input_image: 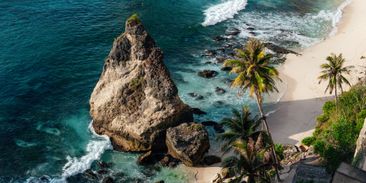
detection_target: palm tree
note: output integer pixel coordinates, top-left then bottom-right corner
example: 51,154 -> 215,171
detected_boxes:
219,106 -> 263,153
222,135 -> 272,183
224,38 -> 281,179
318,53 -> 353,104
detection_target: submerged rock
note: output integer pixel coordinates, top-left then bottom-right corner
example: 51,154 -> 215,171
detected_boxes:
215,87 -> 226,95
90,15 -> 193,152
202,121 -> 225,133
190,108 -> 207,115
198,70 -> 218,78
166,123 -> 210,166
225,28 -> 240,36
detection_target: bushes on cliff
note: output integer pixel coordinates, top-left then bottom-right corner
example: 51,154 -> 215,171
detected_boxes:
311,84 -> 366,171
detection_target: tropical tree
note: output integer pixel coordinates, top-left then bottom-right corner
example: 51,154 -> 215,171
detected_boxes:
219,106 -> 263,153
318,53 -> 353,104
222,135 -> 272,183
224,38 -> 281,179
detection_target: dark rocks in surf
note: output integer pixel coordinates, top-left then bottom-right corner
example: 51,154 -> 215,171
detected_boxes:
202,49 -> 217,57
221,66 -> 232,72
264,42 -> 300,56
215,87 -> 226,95
225,28 -> 241,36
202,121 -> 225,133
198,70 -> 218,78
191,108 -> 207,115
202,155 -> 222,165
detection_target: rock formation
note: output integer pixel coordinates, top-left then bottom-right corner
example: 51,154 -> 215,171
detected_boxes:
90,15 -> 193,152
166,123 -> 209,166
354,118 -> 366,171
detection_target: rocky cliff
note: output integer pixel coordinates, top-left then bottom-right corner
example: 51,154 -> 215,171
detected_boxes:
90,15 -> 193,152
354,118 -> 366,170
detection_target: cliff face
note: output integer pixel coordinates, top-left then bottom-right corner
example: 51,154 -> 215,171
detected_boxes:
90,16 -> 193,152
354,118 -> 366,170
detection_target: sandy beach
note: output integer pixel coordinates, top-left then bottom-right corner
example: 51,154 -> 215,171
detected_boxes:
187,0 -> 366,182
269,0 -> 366,145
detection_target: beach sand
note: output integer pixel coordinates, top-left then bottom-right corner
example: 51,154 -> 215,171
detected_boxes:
186,0 -> 366,182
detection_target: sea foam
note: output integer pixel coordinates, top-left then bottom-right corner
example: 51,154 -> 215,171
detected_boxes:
312,0 -> 352,36
60,121 -> 112,178
202,0 -> 248,26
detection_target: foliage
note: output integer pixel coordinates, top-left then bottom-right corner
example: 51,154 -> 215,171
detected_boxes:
274,144 -> 284,160
311,84 -> 366,171
219,106 -> 273,182
224,38 -> 282,179
129,77 -> 144,90
318,53 -> 353,102
219,106 -> 263,153
301,136 -> 316,146
224,38 -> 280,99
222,135 -> 272,183
127,13 -> 141,24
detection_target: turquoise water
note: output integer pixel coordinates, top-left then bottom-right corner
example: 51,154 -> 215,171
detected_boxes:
0,0 -> 349,182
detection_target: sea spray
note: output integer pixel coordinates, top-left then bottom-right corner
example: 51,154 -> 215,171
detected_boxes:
202,0 -> 248,26
61,121 -> 112,178
312,0 -> 352,36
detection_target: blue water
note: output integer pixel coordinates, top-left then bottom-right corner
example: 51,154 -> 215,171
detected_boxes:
0,0 -> 349,182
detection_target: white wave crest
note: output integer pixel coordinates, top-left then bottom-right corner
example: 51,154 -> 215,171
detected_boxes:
312,0 -> 352,36
202,0 -> 248,26
61,121 -> 112,178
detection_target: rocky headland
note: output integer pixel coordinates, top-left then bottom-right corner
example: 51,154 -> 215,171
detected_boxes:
90,15 -> 210,168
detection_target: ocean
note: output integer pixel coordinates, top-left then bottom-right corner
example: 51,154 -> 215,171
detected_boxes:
0,0 -> 350,182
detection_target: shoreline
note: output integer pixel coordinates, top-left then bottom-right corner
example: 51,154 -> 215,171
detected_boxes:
187,0 -> 366,182
268,0 -> 366,145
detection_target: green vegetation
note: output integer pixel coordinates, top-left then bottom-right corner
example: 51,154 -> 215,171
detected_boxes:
219,106 -> 262,153
311,84 -> 366,171
129,77 -> 144,90
222,136 -> 272,183
318,53 -> 353,104
274,144 -> 285,160
224,38 -> 282,179
301,136 -> 316,146
127,13 -> 141,25
219,106 -> 273,183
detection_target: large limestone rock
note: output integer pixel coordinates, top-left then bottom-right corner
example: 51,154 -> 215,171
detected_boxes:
90,15 -> 193,152
166,123 -> 210,166
354,118 -> 366,171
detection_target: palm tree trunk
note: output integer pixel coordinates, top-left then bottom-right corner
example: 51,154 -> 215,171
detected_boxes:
255,93 -> 281,181
247,174 -> 255,183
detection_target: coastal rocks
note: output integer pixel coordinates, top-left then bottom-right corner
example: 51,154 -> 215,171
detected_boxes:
225,28 -> 241,36
166,123 -> 210,166
202,121 -> 225,133
202,155 -> 221,165
220,66 -> 232,71
215,87 -> 226,95
198,70 -> 218,78
190,108 -> 207,115
203,49 -> 217,57
353,118 -> 366,171
90,15 -> 193,152
264,42 -> 300,56
159,154 -> 180,167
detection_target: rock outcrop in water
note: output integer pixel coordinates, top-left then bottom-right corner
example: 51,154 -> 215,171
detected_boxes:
90,15 -> 193,152
166,123 -> 210,166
